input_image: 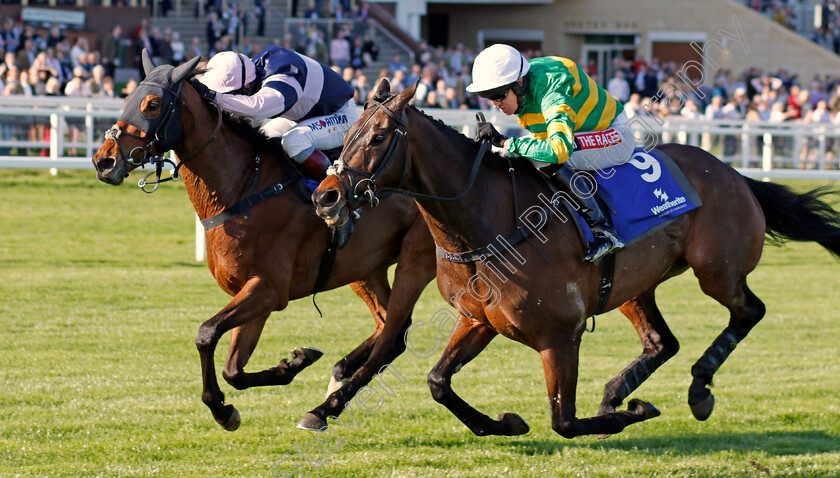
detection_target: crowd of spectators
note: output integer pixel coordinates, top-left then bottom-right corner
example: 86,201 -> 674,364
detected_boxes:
3,0 -> 840,160
603,56 -> 840,162
744,0 -> 802,31
805,1 -> 840,56
744,0 -> 840,60
0,19 -> 117,99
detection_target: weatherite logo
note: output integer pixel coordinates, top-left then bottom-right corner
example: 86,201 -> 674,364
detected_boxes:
650,188 -> 687,216
307,114 -> 348,131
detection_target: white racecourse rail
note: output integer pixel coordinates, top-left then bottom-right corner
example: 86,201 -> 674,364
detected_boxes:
4,97 -> 840,260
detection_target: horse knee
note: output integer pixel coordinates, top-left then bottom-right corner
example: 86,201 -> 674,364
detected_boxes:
222,368 -> 247,390
551,418 -> 582,439
661,335 -> 680,362
389,336 -> 407,360
332,359 -> 349,381
427,371 -> 450,403
195,323 -> 218,352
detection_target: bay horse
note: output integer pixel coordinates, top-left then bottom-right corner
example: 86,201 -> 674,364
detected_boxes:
313,79 -> 840,438
91,54 -> 436,431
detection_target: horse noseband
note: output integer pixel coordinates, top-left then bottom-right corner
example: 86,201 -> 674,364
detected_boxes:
329,99 -> 408,209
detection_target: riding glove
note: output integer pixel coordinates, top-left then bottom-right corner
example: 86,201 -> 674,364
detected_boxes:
475,114 -> 508,148
190,79 -> 218,102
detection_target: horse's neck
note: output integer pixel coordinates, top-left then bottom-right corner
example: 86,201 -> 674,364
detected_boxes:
404,115 -> 518,253
174,104 -> 284,220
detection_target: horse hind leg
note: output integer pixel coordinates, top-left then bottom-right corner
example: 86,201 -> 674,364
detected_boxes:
688,279 -> 766,421
541,331 -> 660,439
598,289 -> 679,421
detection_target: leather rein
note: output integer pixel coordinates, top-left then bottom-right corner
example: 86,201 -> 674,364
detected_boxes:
327,98 -> 489,208
326,99 -> 546,267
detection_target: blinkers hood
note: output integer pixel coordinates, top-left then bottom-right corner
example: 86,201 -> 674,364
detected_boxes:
120,50 -> 200,154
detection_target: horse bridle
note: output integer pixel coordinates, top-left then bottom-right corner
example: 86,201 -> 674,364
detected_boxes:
327,98 -> 489,208
104,76 -> 223,193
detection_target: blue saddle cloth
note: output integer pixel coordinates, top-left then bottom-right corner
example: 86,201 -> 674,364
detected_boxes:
572,148 -> 702,247
302,178 -> 320,194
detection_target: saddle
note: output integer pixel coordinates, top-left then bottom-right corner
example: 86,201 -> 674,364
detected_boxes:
535,163 -> 615,230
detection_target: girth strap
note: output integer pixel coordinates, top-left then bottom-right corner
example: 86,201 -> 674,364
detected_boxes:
201,177 -> 300,229
310,228 -> 340,318
592,252 -> 615,316
434,226 -> 534,263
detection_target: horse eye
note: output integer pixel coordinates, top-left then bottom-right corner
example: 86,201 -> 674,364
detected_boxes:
149,101 -> 161,109
371,134 -> 385,145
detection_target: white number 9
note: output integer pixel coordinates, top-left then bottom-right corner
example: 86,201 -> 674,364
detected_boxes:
628,152 -> 661,183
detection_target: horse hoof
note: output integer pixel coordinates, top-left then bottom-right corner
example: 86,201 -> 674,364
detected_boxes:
497,412 -> 530,436
690,393 -> 715,421
294,347 -> 324,366
215,407 -> 241,431
297,412 -> 327,431
628,398 -> 661,420
326,376 -> 346,398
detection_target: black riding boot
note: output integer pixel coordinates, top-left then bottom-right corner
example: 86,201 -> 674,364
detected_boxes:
551,164 -> 624,262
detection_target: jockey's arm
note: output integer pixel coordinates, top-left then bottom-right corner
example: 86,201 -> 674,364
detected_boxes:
217,81 -> 288,120
506,87 -> 576,164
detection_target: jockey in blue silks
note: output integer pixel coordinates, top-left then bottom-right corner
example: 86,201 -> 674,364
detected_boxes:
195,46 -> 358,180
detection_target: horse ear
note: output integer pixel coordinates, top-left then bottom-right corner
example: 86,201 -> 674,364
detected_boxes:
171,56 -> 201,84
373,77 -> 391,102
141,49 -> 156,76
392,78 -> 419,112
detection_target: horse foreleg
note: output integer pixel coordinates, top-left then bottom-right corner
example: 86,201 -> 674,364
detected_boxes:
324,275 -> 390,398
428,316 -> 528,436
688,281 -> 765,421
298,230 -> 434,430
195,276 -> 282,431
599,289 -> 678,417
541,331 -> 659,439
222,318 -> 324,390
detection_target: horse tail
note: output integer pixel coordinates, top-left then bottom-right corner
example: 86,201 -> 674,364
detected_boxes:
745,176 -> 840,258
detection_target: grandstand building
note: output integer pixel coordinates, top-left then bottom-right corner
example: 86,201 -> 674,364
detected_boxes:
378,0 -> 840,86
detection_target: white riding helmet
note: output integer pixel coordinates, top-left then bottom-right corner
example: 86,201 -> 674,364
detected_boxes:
466,44 -> 530,94
199,51 -> 256,93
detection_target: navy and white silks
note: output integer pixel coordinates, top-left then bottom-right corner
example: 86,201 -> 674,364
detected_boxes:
215,46 -> 359,162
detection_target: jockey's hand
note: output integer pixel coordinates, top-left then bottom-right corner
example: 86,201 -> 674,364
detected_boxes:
189,79 -> 218,102
475,112 -> 508,148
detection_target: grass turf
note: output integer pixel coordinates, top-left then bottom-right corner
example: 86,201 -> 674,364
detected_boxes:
0,169 -> 838,477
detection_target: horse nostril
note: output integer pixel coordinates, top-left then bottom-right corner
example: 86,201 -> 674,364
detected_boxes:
319,189 -> 341,208
96,157 -> 115,172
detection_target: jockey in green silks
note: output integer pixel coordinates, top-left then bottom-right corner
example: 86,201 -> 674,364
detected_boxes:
468,44 -> 635,262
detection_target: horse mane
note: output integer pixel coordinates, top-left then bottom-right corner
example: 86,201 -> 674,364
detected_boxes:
370,92 -> 504,160
405,104 -> 508,164
220,111 -> 273,146
410,105 -> 471,142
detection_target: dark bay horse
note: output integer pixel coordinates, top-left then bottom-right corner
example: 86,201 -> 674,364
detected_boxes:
313,79 -> 840,438
91,55 -> 436,431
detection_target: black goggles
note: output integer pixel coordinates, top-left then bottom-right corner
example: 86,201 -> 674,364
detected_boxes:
478,84 -> 512,102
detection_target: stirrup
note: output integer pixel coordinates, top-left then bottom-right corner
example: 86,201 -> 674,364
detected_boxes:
583,229 -> 624,263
